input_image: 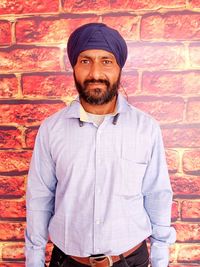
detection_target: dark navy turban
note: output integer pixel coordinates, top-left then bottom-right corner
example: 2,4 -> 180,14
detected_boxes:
67,23 -> 128,69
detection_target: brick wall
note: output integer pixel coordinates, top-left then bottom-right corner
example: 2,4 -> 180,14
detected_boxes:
0,0 -> 200,266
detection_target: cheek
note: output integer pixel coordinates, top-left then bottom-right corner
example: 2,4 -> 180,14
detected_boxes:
109,66 -> 120,80
74,68 -> 89,83
110,72 -> 120,84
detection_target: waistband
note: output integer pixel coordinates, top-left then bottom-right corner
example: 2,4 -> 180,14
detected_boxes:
70,241 -> 144,267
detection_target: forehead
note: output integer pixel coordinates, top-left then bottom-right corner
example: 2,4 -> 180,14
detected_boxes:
78,49 -> 116,59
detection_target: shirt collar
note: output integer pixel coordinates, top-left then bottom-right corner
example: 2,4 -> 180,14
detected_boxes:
64,93 -> 130,119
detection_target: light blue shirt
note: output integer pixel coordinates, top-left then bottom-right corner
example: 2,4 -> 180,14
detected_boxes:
25,94 -> 176,267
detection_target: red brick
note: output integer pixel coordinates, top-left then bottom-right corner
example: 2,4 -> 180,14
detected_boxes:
63,0 -> 185,12
177,244 -> 200,262
126,43 -> 185,70
183,150 -> 200,174
187,99 -> 200,123
0,151 -> 31,173
173,222 -> 200,242
0,264 -> 24,267
181,200 -> 200,221
22,73 -> 76,97
130,97 -> 184,123
110,0 -> 185,10
166,149 -> 179,173
16,17 -> 98,44
169,244 -> 176,263
0,222 -> 25,241
142,71 -> 200,95
24,127 -> 38,149
162,127 -> 200,148
0,75 -> 18,98
141,12 -> 200,41
189,0 -> 200,8
0,0 -> 59,14
2,243 -> 25,260
16,18 -> 68,44
171,175 -> 200,196
0,175 -> 25,197
102,16 -> 139,40
0,127 -> 22,149
0,46 -> 61,72
0,102 -> 65,125
172,201 -> 179,221
0,21 -> 11,45
0,199 -> 26,219
63,0 -> 109,12
189,44 -> 200,67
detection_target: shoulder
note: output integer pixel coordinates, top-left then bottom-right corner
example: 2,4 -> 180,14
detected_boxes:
126,103 -> 160,130
39,106 -> 68,132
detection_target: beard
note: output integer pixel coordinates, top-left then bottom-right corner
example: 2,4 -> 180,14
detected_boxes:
73,72 -> 121,105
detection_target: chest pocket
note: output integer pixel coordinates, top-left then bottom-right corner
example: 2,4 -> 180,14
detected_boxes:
116,159 -> 147,197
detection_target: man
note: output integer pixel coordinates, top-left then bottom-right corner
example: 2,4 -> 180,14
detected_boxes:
25,23 -> 176,267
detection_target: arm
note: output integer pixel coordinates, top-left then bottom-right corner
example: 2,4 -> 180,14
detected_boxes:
142,123 -> 176,267
25,122 -> 57,267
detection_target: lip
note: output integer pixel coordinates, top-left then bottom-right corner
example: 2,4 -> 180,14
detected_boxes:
87,83 -> 106,89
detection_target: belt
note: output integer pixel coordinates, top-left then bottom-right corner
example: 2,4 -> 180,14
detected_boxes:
70,242 -> 143,267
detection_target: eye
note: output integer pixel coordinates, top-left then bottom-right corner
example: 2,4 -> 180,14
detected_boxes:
80,59 -> 90,64
103,59 -> 112,65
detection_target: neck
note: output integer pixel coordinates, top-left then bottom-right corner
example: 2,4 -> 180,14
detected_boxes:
80,96 -> 117,115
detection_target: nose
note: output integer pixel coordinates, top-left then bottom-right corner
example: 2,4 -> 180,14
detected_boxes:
88,62 -> 102,80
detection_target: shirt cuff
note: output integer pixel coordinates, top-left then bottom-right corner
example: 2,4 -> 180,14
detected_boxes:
150,242 -> 169,267
25,246 -> 46,267
150,226 -> 176,267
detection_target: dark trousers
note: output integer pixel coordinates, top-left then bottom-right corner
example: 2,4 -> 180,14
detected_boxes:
49,241 -> 149,267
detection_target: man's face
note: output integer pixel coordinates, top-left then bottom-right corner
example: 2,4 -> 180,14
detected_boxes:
73,49 -> 121,105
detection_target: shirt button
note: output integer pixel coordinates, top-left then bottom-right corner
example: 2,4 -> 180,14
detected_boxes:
96,220 -> 100,225
96,248 -> 100,253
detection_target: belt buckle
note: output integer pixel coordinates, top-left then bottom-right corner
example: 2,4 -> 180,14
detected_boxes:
89,255 -> 113,267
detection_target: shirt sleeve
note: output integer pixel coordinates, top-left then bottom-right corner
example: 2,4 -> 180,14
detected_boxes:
142,122 -> 176,267
25,121 -> 57,267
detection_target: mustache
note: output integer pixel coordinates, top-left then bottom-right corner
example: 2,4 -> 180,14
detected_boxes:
84,79 -> 110,87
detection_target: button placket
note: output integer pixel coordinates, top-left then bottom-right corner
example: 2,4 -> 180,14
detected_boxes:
93,127 -> 104,253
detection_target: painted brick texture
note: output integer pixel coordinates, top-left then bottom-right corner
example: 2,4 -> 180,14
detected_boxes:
0,0 -> 199,266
